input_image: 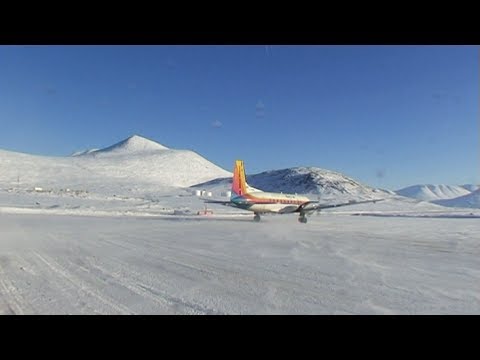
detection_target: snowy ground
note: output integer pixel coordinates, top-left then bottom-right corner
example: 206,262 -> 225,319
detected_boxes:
2,135 -> 478,314
1,208 -> 479,314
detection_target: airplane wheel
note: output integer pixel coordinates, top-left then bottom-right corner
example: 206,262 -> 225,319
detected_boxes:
298,216 -> 307,224
254,214 -> 261,222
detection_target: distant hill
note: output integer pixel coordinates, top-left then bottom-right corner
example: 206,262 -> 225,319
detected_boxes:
395,184 -> 471,201
433,189 -> 480,208
460,184 -> 480,192
0,135 -> 231,191
193,166 -> 389,201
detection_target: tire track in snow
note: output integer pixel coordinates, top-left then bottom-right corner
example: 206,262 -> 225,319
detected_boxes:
26,252 -> 105,314
0,256 -> 38,315
0,273 -> 24,315
70,258 -> 173,314
34,252 -> 134,315
81,256 -> 222,315
92,244 -> 327,314
79,230 -> 333,313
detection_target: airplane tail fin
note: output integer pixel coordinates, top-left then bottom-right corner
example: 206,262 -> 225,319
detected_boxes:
231,160 -> 249,198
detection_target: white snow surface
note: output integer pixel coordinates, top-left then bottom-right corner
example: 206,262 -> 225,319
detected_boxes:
1,184 -> 480,314
395,184 -> 472,201
434,189 -> 480,209
1,138 -> 480,314
71,149 -> 99,157
1,209 -> 479,314
0,135 -> 231,190
461,184 -> 480,192
87,134 -> 170,155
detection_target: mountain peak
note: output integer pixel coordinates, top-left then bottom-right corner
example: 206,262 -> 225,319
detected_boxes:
193,165 -> 386,201
121,134 -> 169,150
93,135 -> 169,155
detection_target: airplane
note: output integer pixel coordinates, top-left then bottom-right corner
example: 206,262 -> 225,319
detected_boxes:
204,160 -> 383,223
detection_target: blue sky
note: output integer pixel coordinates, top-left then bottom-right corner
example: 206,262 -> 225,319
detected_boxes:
0,45 -> 478,189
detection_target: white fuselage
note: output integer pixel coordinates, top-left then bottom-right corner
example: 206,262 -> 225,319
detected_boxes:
241,191 -> 311,214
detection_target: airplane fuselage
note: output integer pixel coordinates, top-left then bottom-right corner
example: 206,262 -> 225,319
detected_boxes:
204,160 -> 382,223
231,191 -> 310,214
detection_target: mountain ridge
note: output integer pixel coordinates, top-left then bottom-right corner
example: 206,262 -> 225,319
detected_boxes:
433,189 -> 480,208
71,135 -> 169,157
193,166 -> 389,201
0,135 -> 230,190
395,184 -> 471,201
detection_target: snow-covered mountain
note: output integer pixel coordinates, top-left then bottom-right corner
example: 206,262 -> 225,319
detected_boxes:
0,135 -> 231,192
193,167 -> 389,201
71,149 -> 99,156
460,184 -> 479,192
83,134 -> 169,156
395,184 -> 471,201
433,189 -> 480,208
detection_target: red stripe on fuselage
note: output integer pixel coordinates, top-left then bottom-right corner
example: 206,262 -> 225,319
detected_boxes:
242,193 -> 306,205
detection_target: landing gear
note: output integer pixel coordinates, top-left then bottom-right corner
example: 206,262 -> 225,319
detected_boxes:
298,214 -> 308,223
253,213 -> 261,222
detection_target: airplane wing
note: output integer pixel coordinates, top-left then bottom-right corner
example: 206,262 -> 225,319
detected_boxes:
300,198 -> 384,212
278,205 -> 302,214
204,199 -> 237,207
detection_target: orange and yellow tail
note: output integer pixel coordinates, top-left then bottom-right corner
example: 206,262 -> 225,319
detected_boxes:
231,160 -> 248,197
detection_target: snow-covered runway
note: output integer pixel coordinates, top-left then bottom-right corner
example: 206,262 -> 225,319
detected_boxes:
1,213 -> 478,314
